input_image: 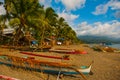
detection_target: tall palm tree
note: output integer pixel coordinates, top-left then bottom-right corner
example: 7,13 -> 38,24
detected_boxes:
2,0 -> 78,47
41,7 -> 58,38
55,17 -> 78,43
4,0 -> 41,45
45,7 -> 58,26
34,7 -> 58,50
55,17 -> 66,38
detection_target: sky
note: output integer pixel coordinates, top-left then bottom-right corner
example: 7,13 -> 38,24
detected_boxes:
0,0 -> 120,38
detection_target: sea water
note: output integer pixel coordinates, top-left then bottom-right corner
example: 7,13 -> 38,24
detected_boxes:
89,43 -> 120,49
109,44 -> 120,49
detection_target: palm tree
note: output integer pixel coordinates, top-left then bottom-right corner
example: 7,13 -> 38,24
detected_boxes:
55,17 -> 78,44
55,17 -> 66,38
2,0 -> 78,47
4,0 -> 41,45
33,7 -> 58,50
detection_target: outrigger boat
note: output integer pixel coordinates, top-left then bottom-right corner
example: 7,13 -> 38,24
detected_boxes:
0,54 -> 93,80
39,63 -> 93,75
0,75 -> 20,80
49,48 -> 87,54
20,51 -> 70,60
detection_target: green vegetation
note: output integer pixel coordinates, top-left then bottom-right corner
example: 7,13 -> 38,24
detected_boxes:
0,0 -> 79,46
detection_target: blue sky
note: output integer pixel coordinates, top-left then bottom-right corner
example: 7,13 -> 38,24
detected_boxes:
0,0 -> 120,38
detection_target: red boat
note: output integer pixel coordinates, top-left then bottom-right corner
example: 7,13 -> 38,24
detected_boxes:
20,52 -> 70,60
0,75 -> 19,80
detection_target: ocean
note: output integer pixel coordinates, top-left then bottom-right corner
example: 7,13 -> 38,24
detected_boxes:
109,44 -> 120,49
89,43 -> 120,49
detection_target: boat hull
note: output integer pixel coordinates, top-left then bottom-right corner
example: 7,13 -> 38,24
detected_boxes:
20,52 -> 69,60
49,49 -> 87,54
0,55 -> 92,75
0,61 -> 91,75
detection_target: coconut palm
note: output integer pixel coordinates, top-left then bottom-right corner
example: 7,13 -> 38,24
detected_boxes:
55,17 -> 78,44
4,0 -> 42,45
2,0 -> 79,47
33,7 -> 58,50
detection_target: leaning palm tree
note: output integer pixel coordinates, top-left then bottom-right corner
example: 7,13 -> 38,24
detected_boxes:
4,0 -> 42,45
2,0 -> 78,48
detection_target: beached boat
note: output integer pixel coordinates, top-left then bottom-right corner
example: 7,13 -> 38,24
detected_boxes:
0,54 -> 93,80
0,60 -> 92,75
0,54 -> 71,67
0,75 -> 19,80
20,51 -> 70,60
49,48 -> 87,54
40,62 -> 93,75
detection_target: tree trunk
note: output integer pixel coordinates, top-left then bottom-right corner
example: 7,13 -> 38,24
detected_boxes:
40,26 -> 45,51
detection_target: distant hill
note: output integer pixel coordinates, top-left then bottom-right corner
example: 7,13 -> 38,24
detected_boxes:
78,35 -> 120,43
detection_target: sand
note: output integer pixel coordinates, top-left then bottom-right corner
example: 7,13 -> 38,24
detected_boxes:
0,44 -> 120,80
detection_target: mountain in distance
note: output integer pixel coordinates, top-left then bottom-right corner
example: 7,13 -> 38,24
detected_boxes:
78,35 -> 120,43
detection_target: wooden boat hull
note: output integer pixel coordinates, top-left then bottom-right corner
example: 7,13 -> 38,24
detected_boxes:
0,54 -> 71,67
20,52 -> 69,60
0,61 -> 91,75
0,55 -> 92,75
49,49 -> 87,54
0,75 -> 19,80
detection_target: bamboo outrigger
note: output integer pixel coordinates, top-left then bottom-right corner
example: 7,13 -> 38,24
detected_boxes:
0,54 -> 93,80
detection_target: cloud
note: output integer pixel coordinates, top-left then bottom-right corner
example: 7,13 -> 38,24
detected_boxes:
114,10 -> 120,18
109,0 -> 120,10
39,0 -> 52,8
58,11 -> 79,24
92,4 -> 108,15
76,20 -> 120,38
55,0 -> 60,3
0,5 -> 5,15
92,0 -> 120,15
0,0 -> 4,2
61,0 -> 86,11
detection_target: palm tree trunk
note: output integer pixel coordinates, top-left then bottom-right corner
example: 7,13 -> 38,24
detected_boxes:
40,26 -> 45,51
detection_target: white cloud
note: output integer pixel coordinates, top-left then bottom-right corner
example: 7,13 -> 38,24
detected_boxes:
58,11 -> 79,24
39,0 -> 52,8
0,5 -> 6,15
114,10 -> 120,18
61,0 -> 86,11
76,20 -> 120,38
109,0 -> 120,10
92,0 -> 120,15
92,4 -> 108,15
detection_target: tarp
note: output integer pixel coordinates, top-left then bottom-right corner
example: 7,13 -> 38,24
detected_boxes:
2,28 -> 14,35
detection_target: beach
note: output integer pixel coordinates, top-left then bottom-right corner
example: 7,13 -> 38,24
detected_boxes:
0,44 -> 120,80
